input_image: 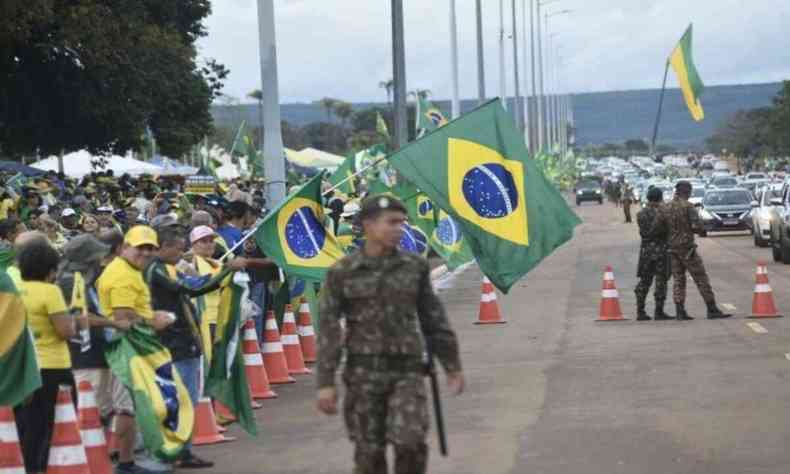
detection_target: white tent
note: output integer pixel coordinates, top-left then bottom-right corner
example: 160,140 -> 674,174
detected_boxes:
31,150 -> 163,178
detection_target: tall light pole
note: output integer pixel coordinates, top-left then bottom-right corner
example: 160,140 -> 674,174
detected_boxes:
544,8 -> 570,153
450,0 -> 461,119
499,0 -> 507,110
256,0 -> 286,206
529,0 -> 538,153
391,0 -> 408,149
521,0 -> 531,151
475,0 -> 486,104
511,0 -> 522,131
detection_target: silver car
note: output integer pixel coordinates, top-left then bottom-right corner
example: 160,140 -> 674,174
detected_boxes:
752,184 -> 783,247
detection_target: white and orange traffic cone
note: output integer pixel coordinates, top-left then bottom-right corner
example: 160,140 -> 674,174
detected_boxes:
750,261 -> 782,318
0,406 -> 25,474
76,381 -> 112,474
242,319 -> 278,400
213,400 -> 237,426
597,265 -> 627,321
297,297 -> 317,364
281,305 -> 312,375
475,276 -> 506,324
192,398 -> 235,446
47,385 -> 90,474
261,311 -> 296,384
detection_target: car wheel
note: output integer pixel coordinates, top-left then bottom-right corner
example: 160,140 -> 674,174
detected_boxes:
754,232 -> 764,247
781,237 -> 790,264
773,242 -> 782,262
598,199 -> 603,205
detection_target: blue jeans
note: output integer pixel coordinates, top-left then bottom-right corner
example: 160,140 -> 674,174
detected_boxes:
174,357 -> 201,452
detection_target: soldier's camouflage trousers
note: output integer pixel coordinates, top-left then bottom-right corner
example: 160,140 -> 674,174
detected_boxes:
634,262 -> 669,310
343,366 -> 429,474
670,250 -> 715,305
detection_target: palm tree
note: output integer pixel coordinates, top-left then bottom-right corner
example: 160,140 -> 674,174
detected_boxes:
378,79 -> 394,106
247,89 -> 264,148
333,101 -> 354,129
409,88 -> 431,100
318,97 -> 338,122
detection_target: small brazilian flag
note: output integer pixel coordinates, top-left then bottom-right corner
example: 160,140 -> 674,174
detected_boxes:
416,96 -> 448,137
105,326 -> 194,461
389,99 -> 580,293
669,24 -> 705,121
0,267 -> 41,407
254,173 -> 345,282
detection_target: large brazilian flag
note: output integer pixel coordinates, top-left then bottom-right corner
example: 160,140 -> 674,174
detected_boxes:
254,173 -> 345,282
105,326 -> 194,461
205,273 -> 256,436
669,24 -> 705,121
0,266 -> 41,407
388,99 -> 580,293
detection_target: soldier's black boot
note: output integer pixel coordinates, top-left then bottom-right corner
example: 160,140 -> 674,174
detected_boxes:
676,303 -> 694,321
636,300 -> 651,321
706,301 -> 733,319
654,302 -> 674,321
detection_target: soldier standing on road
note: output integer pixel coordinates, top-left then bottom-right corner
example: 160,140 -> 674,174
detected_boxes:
634,187 -> 673,321
316,195 -> 465,474
665,181 -> 732,320
621,180 -> 634,223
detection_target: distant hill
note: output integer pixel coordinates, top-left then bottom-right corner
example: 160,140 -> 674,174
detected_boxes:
211,82 -> 782,150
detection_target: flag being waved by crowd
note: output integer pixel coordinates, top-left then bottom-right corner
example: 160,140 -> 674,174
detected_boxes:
388,98 -> 580,293
669,24 -> 705,121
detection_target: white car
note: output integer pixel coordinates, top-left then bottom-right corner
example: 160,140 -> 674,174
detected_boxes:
689,186 -> 706,207
752,184 -> 784,247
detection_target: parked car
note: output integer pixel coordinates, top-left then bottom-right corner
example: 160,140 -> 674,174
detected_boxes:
698,189 -> 756,237
575,180 -> 603,205
752,184 -> 783,247
768,182 -> 790,262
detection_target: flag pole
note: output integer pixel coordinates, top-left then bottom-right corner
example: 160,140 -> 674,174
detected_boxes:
650,61 -> 670,157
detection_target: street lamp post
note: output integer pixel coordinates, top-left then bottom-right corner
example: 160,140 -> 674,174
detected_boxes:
450,0 -> 460,119
391,0 -> 408,149
543,8 -> 570,154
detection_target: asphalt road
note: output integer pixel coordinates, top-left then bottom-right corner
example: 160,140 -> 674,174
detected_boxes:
195,200 -> 790,474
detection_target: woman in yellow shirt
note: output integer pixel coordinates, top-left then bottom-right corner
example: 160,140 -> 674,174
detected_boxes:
13,238 -> 77,474
189,225 -> 226,364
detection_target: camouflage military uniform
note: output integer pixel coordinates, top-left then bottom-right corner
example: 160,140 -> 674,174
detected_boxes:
664,198 -> 716,304
634,203 -> 670,312
317,249 -> 461,474
621,183 -> 633,223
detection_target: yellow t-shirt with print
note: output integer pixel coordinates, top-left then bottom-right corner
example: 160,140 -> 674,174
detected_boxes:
0,198 -> 15,219
19,280 -> 71,369
97,256 -> 153,320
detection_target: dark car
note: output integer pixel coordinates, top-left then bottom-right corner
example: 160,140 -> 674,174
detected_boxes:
698,189 -> 756,236
575,180 -> 603,205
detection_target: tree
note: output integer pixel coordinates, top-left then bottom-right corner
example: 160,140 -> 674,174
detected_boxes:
706,107 -> 773,158
624,139 -> 649,152
318,97 -> 338,122
0,0 -> 225,159
378,79 -> 394,106
303,122 -> 349,154
768,81 -> 790,154
333,101 -> 354,129
409,89 -> 431,100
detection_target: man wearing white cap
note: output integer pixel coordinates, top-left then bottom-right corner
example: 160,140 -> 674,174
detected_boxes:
60,208 -> 81,237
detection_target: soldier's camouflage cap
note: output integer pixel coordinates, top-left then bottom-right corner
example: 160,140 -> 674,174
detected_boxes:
358,194 -> 408,221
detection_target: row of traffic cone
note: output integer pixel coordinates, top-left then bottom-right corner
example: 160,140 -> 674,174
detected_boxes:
596,262 -> 782,321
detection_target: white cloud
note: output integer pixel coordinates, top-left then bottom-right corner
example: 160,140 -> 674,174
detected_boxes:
198,0 -> 790,103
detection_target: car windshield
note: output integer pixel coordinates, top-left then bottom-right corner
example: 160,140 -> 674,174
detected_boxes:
578,181 -> 599,189
692,188 -> 705,198
704,190 -> 752,206
748,174 -> 767,180
713,178 -> 738,186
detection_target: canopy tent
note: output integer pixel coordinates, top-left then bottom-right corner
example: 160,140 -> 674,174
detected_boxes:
0,160 -> 45,177
285,147 -> 345,170
150,156 -> 199,176
30,150 -> 163,178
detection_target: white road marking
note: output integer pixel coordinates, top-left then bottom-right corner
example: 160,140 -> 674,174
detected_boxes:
722,303 -> 737,312
746,322 -> 768,334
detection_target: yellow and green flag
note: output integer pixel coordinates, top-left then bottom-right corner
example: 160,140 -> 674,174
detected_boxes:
254,173 -> 345,282
416,96 -> 449,137
388,99 -> 580,293
669,24 -> 705,121
105,326 -> 194,461
0,266 -> 41,407
328,156 -> 356,195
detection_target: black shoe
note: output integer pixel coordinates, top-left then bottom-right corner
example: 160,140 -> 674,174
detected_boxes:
706,303 -> 732,319
676,304 -> 694,321
636,312 -> 651,321
654,308 -> 674,321
178,452 -> 214,469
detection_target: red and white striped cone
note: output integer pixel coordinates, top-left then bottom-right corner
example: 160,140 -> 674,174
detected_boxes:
474,276 -> 506,324
192,398 -> 235,446
261,311 -> 295,384
281,305 -> 311,375
297,297 -> 317,364
750,261 -> 782,318
596,265 -> 627,321
76,381 -> 112,474
47,385 -> 90,474
242,319 -> 278,399
0,406 -> 25,474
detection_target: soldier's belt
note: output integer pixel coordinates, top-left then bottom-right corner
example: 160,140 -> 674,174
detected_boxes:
346,354 -> 425,373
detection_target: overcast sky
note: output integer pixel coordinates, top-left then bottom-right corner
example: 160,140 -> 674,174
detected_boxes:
198,0 -> 790,104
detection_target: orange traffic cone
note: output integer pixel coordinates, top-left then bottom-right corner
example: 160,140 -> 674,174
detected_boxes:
281,305 -> 312,375
475,276 -> 506,324
0,406 -> 25,474
750,261 -> 782,318
47,385 -> 90,474
213,400 -> 237,426
297,297 -> 317,364
597,265 -> 627,321
192,398 -> 235,446
242,319 -> 278,399
262,311 -> 296,384
76,381 -> 111,474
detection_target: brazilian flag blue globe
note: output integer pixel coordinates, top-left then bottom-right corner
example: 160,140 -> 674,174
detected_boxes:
388,99 -> 580,293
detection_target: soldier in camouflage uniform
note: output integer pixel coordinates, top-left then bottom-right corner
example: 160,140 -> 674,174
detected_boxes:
665,181 -> 732,320
316,195 -> 464,474
621,180 -> 634,223
634,187 -> 673,321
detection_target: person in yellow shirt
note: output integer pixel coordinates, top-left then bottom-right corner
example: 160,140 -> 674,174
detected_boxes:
189,225 -> 227,363
96,225 -> 174,474
13,238 -> 77,474
0,188 -> 15,220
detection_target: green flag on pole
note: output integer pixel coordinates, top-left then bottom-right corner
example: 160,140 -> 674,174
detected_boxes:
327,156 -> 356,196
388,99 -> 580,293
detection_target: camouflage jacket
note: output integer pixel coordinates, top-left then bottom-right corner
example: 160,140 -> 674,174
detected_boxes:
316,249 -> 461,389
665,198 -> 702,252
637,203 -> 669,259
